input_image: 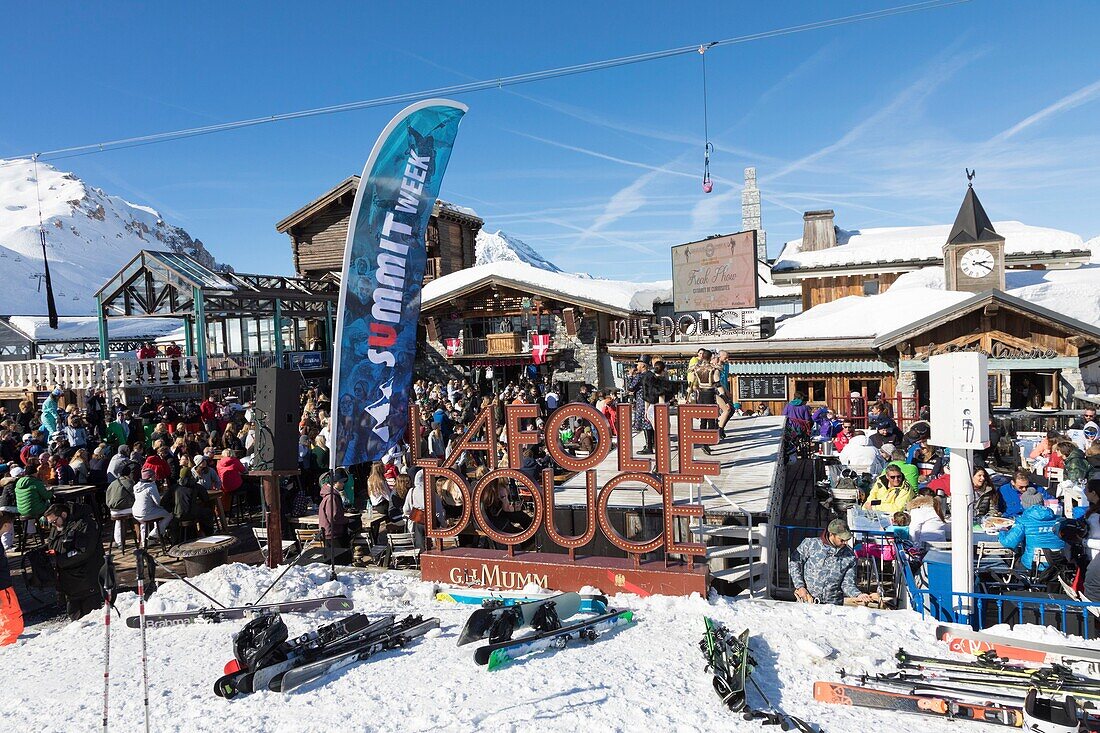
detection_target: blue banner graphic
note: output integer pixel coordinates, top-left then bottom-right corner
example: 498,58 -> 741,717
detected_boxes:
331,99 -> 467,466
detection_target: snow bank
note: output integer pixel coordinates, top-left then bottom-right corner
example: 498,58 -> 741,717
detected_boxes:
0,158 -> 224,317
423,259 -> 672,314
6,562 -> 1087,733
774,220 -> 1087,272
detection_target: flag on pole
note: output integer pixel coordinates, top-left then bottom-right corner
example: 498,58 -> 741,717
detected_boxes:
531,333 -> 551,365
444,338 -> 461,358
330,99 -> 468,467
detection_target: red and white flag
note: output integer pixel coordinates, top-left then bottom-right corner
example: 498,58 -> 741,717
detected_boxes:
444,338 -> 461,357
531,333 -> 551,364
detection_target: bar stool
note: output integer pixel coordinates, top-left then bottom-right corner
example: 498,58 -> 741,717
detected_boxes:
15,515 -> 43,553
137,519 -> 168,555
230,491 -> 250,524
109,508 -> 137,552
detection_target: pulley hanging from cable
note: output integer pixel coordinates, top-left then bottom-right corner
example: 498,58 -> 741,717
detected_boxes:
699,43 -> 717,194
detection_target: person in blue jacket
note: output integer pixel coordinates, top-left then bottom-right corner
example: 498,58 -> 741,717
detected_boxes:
999,471 -> 1054,518
812,407 -> 841,440
999,503 -> 1065,570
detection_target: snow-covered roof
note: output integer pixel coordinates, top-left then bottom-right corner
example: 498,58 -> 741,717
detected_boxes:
772,265 -> 1100,342
772,220 -> 1088,274
421,260 -> 672,316
4,315 -> 184,342
757,261 -> 800,299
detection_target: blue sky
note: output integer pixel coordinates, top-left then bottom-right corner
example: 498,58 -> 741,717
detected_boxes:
3,0 -> 1099,281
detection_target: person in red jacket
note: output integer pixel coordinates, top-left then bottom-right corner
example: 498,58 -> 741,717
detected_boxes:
216,449 -> 245,514
142,445 -> 172,483
200,396 -> 219,435
0,545 -> 23,645
833,420 -> 856,452
137,342 -> 158,381
164,341 -> 183,383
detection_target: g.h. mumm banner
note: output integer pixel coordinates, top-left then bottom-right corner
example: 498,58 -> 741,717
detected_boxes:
331,99 -> 467,467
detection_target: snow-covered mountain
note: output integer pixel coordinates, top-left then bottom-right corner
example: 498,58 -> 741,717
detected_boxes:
475,229 -> 562,272
0,158 -> 224,316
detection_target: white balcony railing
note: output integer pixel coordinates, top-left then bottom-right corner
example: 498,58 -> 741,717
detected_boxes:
0,356 -> 201,391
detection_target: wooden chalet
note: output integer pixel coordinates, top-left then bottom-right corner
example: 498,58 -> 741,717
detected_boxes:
275,176 -> 484,282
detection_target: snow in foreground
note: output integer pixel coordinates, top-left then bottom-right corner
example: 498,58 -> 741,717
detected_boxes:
0,562 -> 1088,733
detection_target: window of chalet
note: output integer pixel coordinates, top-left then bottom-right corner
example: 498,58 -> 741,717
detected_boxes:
794,379 -> 826,403
862,279 -> 880,296
848,379 -> 882,400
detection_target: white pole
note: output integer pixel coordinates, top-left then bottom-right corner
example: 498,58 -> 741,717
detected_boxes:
949,447 -> 974,620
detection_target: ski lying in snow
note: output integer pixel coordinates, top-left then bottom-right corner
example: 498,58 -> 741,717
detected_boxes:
935,624 -> 1100,665
214,614 -> 393,699
276,615 -> 439,693
436,587 -> 608,613
700,618 -> 750,713
812,681 -> 1023,726
130,595 -> 353,628
477,608 -> 634,670
456,592 -> 588,646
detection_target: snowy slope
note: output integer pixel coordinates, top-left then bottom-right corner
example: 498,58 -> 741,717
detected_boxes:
0,158 -> 223,316
8,562 -> 1091,733
475,229 -> 563,272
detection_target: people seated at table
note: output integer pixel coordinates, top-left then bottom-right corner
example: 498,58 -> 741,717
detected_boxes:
1000,470 -> 1054,518
998,501 -> 1065,571
904,495 -> 949,548
192,454 -> 221,493
106,444 -> 131,483
215,449 -> 245,514
172,466 -> 216,537
143,442 -> 173,483
0,476 -> 17,551
869,417 -> 903,451
106,461 -> 137,546
44,501 -> 103,621
69,449 -> 90,484
15,460 -> 51,521
812,407 -> 841,441
833,420 -> 857,452
862,465 -> 916,515
838,433 -> 877,470
789,518 -> 873,606
967,468 -> 1007,518
133,466 -> 173,540
868,442 -> 894,477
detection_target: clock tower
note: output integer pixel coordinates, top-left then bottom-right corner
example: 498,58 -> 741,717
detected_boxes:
943,179 -> 1006,293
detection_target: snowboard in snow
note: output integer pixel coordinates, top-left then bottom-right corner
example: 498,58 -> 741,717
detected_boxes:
477,608 -> 635,669
130,595 -> 353,628
812,681 -> 1022,726
436,587 -> 607,613
456,592 -> 585,646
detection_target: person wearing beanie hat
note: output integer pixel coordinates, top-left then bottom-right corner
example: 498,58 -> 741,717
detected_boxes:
132,465 -> 172,540
788,518 -> 873,606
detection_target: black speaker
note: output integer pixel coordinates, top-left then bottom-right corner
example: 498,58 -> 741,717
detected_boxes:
254,367 -> 302,472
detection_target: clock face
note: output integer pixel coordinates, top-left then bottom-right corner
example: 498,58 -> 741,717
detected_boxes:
960,247 -> 995,278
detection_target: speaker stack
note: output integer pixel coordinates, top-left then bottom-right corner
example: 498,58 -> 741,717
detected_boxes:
253,367 -> 303,472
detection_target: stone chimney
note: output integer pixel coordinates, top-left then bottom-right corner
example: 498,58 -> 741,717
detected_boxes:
741,167 -> 768,262
801,210 -> 837,252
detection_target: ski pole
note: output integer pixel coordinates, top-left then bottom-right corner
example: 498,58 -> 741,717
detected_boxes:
100,554 -> 116,733
252,539 -> 320,607
143,552 -> 227,608
135,546 -> 150,733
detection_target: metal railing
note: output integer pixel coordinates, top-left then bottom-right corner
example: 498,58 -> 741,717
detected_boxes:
897,544 -> 1100,638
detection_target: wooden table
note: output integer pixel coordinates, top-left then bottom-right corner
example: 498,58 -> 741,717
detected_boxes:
52,484 -> 99,502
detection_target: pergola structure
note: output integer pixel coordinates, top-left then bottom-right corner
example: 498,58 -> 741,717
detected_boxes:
95,250 -> 339,381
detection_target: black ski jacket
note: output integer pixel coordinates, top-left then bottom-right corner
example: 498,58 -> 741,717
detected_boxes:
47,503 -> 104,600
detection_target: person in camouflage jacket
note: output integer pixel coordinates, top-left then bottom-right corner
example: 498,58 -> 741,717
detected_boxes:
788,519 -> 870,605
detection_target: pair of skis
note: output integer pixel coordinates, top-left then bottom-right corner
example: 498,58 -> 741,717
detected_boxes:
456,592 -> 634,670
937,625 -> 1100,672
700,618 -> 819,732
215,613 -> 438,697
127,595 -> 353,628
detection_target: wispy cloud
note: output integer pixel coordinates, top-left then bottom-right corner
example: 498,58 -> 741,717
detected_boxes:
765,45 -> 986,183
990,78 -> 1100,143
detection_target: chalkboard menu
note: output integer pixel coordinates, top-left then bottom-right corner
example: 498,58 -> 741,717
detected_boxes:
737,375 -> 788,402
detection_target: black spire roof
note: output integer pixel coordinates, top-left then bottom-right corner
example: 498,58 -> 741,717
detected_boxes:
946,185 -> 1000,245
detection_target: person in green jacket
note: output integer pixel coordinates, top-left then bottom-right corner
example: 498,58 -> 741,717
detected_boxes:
14,470 -> 51,520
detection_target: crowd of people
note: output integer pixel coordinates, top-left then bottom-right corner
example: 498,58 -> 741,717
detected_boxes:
788,397 -> 1100,608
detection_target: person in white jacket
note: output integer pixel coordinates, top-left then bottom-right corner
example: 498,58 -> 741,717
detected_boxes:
839,433 -> 878,472
132,466 -> 173,540
905,495 -> 948,548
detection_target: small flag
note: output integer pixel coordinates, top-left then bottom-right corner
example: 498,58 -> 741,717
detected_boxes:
531,333 -> 551,364
444,338 -> 461,358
